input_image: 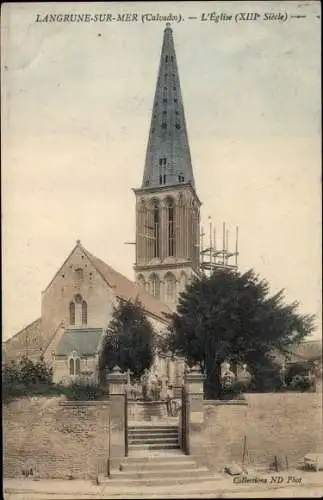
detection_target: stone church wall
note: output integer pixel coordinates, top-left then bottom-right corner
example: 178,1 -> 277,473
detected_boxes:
3,397 -> 110,479
41,246 -> 114,347
198,392 -> 322,472
53,355 -> 99,385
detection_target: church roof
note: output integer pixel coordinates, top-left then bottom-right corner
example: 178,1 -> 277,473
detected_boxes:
282,340 -> 322,361
141,24 -> 195,190
82,245 -> 172,323
56,328 -> 104,356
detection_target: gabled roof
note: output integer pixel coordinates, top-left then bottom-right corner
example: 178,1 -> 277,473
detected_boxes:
82,245 -> 171,323
4,318 -> 42,345
42,241 -> 171,324
282,340 -> 322,361
56,328 -> 104,356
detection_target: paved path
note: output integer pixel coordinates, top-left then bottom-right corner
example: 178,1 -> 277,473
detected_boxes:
4,470 -> 323,499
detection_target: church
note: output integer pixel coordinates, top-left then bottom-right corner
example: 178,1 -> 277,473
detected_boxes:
4,24 -> 201,387
4,24 -> 321,389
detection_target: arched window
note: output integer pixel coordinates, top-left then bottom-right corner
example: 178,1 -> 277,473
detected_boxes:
137,275 -> 146,289
69,302 -> 75,325
75,358 -> 81,375
180,272 -> 188,293
82,300 -> 87,325
149,274 -> 160,299
152,201 -> 160,258
167,198 -> 175,257
165,273 -> 176,302
69,358 -> 75,375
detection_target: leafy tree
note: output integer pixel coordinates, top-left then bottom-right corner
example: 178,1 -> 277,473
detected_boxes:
163,268 -> 315,399
99,297 -> 155,381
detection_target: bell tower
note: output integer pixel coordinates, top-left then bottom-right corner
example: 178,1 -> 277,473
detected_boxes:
133,24 -> 201,310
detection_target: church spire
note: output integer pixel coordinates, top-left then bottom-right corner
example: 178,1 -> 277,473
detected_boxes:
141,24 -> 195,190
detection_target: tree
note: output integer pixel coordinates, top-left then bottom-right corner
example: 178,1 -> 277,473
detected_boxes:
163,268 -> 315,399
99,297 -> 155,381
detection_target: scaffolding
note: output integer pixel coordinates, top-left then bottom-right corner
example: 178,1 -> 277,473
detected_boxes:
200,219 -> 239,276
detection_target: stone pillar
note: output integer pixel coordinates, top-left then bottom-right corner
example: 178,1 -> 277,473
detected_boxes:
107,366 -> 127,470
168,358 -> 176,386
174,358 -> 185,396
184,365 -> 204,424
184,366 -> 205,458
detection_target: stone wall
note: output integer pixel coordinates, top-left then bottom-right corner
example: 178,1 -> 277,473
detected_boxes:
197,392 -> 322,472
3,397 -> 111,479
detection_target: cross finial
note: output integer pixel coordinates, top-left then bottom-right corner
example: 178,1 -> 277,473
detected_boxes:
76,239 -> 81,245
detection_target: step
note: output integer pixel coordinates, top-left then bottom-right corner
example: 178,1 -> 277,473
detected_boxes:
128,432 -> 179,439
129,432 -> 179,440
129,430 -> 179,436
129,440 -> 179,446
121,460 -> 199,471
128,426 -> 178,431
128,427 -> 179,434
122,451 -> 191,462
129,443 -> 180,451
112,467 -> 211,480
102,475 -> 220,486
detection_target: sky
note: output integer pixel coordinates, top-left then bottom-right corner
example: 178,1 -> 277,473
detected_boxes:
1,1 -> 321,341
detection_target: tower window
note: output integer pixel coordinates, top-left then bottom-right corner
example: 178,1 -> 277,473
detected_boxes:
153,202 -> 160,258
165,273 -> 176,301
164,73 -> 168,78
175,122 -> 181,129
171,56 -> 174,62
149,273 -> 160,299
165,55 -> 168,62
163,98 -> 167,104
159,158 -> 167,184
174,98 -> 178,103
167,198 -> 175,257
137,275 -> 146,289
178,174 -> 185,182
161,122 -> 167,128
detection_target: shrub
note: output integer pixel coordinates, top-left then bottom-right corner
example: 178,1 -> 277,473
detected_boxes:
3,357 -> 55,402
220,379 -> 247,400
60,381 -> 105,401
289,374 -> 314,392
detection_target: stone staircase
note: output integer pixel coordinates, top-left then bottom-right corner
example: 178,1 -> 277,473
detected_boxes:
128,424 -> 180,451
108,450 -> 218,486
103,424 -> 219,487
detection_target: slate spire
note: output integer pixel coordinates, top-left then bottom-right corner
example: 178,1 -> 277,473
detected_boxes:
141,24 -> 195,189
